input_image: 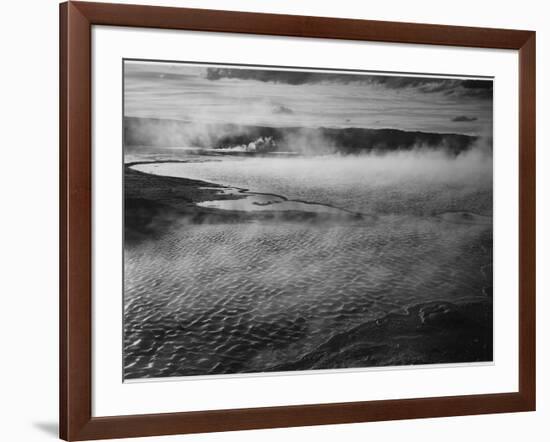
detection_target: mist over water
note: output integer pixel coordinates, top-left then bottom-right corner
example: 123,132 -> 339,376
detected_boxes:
125,149 -> 492,378
133,148 -> 492,216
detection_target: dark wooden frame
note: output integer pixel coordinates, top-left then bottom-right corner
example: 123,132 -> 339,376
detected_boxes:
60,1 -> 536,440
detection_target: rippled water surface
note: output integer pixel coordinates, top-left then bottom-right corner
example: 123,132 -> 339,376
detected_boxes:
125,153 -> 492,379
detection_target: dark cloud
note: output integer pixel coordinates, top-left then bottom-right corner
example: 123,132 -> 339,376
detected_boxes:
451,115 -> 478,122
442,80 -> 493,99
206,68 -> 339,85
272,105 -> 294,115
458,80 -> 493,99
205,68 -> 493,99
462,80 -> 493,90
126,70 -> 196,82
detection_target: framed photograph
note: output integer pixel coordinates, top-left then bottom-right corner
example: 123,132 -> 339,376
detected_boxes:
60,1 -> 536,440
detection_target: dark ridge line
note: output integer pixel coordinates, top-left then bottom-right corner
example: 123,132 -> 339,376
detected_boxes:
124,117 -> 481,156
124,116 -> 481,139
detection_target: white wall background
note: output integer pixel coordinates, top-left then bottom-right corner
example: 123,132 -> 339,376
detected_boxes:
0,0 -> 546,441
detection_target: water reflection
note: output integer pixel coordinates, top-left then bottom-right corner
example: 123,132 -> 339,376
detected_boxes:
197,186 -> 350,215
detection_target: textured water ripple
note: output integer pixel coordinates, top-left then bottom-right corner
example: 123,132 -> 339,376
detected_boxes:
124,216 -> 492,379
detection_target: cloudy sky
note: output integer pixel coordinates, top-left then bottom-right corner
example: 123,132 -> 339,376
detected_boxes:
124,60 -> 492,135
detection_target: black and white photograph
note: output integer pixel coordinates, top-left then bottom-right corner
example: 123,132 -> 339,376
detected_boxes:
3,0 -> 546,440
123,60 -> 493,380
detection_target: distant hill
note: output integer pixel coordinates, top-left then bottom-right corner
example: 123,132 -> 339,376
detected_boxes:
124,117 -> 477,155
